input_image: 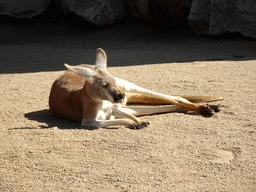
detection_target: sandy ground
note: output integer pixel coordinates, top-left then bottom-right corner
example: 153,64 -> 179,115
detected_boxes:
0,20 -> 256,191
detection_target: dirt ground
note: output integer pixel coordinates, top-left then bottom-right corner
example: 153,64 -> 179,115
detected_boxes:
0,20 -> 255,191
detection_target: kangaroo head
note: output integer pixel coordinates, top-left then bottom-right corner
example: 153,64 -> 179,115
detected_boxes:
64,48 -> 125,103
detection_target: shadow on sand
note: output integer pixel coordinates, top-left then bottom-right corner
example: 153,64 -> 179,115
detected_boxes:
24,109 -> 147,130
1,14 -> 255,74
24,109 -> 99,130
23,107 -> 202,131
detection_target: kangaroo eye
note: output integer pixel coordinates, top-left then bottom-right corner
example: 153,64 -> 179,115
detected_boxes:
102,83 -> 108,88
98,79 -> 107,87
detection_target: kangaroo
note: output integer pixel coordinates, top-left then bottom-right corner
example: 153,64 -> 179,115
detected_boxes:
49,48 -> 223,129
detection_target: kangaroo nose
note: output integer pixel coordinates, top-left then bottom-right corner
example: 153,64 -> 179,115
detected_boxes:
118,93 -> 125,99
114,92 -> 125,102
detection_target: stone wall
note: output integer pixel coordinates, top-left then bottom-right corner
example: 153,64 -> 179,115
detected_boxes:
0,0 -> 255,38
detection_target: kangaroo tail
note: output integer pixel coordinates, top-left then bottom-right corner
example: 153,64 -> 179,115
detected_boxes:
125,93 -> 223,105
178,95 -> 224,103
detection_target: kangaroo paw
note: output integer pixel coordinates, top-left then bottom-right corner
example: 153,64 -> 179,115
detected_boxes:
128,122 -> 150,129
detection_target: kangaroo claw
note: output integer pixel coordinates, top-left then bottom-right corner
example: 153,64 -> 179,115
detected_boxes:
209,105 -> 220,112
128,122 -> 150,129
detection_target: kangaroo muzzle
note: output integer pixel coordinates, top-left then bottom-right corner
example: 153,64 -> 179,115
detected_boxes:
113,92 -> 125,103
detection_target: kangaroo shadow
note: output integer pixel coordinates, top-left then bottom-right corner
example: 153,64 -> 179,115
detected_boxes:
24,108 -> 170,130
24,108 -> 205,131
24,109 -> 98,130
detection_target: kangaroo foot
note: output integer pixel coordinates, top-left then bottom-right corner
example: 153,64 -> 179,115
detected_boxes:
199,104 -> 215,117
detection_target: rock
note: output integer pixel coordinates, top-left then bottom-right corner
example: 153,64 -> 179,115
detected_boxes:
61,0 -> 126,26
127,0 -> 191,23
188,0 -> 256,38
0,0 -> 51,19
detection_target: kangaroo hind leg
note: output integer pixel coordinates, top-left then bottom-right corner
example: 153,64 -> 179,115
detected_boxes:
114,77 -> 220,117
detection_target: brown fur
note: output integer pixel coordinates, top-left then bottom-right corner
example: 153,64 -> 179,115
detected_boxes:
49,69 -> 87,122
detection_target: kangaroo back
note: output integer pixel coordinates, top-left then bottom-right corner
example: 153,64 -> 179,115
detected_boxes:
49,68 -> 85,122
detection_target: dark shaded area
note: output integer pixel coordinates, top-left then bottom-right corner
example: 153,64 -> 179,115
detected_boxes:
128,0 -> 190,24
24,109 -> 148,130
0,9 -> 255,74
24,109 -> 88,130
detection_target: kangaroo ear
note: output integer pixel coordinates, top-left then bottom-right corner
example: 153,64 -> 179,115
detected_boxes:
64,63 -> 96,82
95,48 -> 107,71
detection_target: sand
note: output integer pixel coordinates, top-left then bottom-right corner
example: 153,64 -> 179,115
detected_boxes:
0,20 -> 255,191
